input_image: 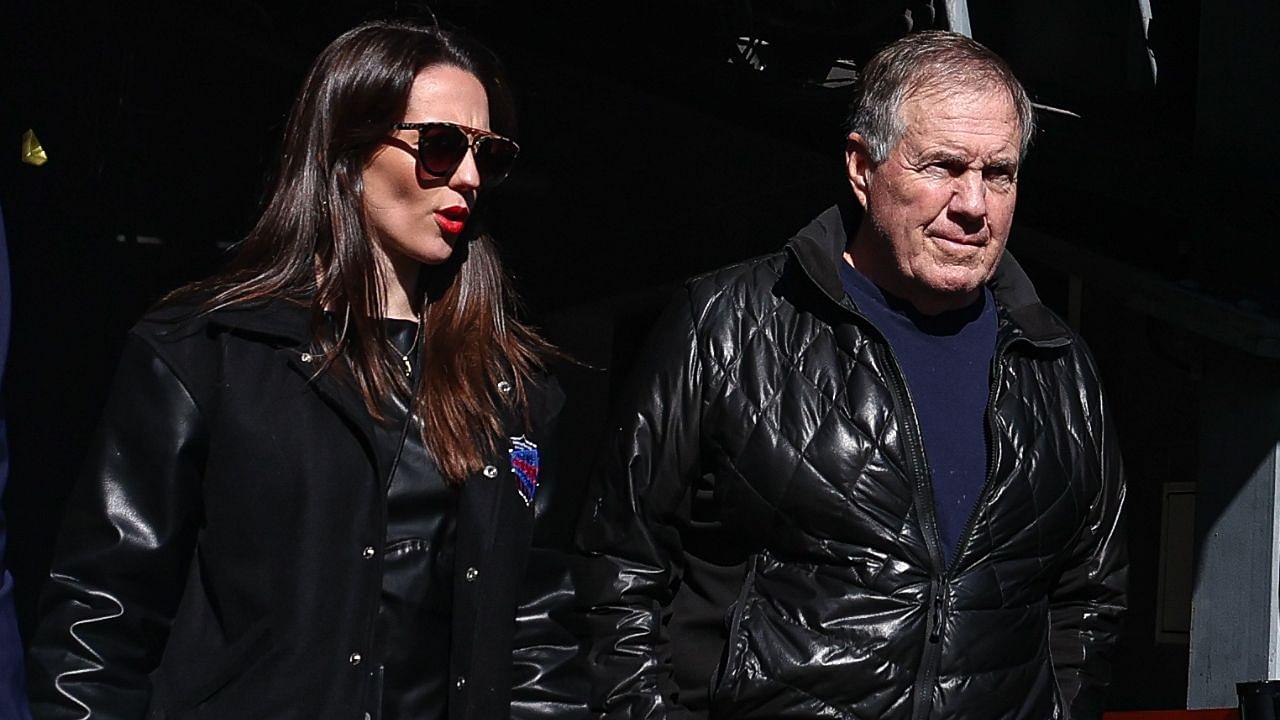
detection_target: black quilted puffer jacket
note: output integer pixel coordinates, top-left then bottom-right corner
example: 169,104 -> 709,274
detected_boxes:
577,204 -> 1127,720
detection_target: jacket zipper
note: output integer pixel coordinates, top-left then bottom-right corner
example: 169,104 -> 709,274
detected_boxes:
860,319 -> 1027,720
870,336 -> 948,720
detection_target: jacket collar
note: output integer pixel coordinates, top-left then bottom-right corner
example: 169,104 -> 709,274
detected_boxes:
194,291 -> 559,436
784,202 -> 1073,347
203,297 -> 313,345
146,293 -> 314,345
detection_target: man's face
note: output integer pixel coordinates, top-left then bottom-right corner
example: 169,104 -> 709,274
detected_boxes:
848,88 -> 1021,312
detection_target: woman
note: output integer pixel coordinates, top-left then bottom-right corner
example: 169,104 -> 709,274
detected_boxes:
27,20 -> 584,720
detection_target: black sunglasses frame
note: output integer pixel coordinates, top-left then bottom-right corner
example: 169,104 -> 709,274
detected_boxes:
393,121 -> 520,186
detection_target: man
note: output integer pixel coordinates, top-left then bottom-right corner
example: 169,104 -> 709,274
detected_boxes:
578,31 -> 1126,720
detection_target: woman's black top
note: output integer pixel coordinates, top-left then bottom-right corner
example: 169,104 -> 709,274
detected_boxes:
371,319 -> 457,720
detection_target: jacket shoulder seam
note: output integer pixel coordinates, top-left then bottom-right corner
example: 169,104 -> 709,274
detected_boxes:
127,329 -> 211,421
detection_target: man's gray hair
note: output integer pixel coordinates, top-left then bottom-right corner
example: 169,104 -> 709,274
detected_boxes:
847,31 -> 1036,162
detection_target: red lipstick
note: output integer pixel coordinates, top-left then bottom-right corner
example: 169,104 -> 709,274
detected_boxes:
434,205 -> 470,235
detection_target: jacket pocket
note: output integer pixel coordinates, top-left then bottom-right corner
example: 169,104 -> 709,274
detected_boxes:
709,553 -> 760,703
150,619 -> 273,714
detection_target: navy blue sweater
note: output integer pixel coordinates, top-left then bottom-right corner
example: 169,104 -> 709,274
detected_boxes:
839,261 -> 996,565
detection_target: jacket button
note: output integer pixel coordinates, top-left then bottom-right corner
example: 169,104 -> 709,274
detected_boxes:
348,652 -> 362,666
497,380 -> 512,394
482,465 -> 498,478
361,546 -> 376,560
465,566 -> 479,582
455,675 -> 467,690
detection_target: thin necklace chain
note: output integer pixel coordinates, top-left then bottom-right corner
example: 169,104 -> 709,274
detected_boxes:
388,319 -> 422,378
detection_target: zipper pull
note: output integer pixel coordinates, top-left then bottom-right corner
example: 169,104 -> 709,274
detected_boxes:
928,592 -> 946,643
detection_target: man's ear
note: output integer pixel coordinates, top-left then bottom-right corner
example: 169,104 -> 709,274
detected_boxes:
846,132 -> 875,209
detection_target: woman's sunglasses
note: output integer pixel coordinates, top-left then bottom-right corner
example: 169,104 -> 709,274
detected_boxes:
393,121 -> 520,187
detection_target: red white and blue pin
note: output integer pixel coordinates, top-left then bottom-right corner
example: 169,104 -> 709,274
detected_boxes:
509,435 -> 540,506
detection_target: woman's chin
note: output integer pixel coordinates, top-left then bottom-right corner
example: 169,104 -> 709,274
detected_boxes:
409,238 -> 456,266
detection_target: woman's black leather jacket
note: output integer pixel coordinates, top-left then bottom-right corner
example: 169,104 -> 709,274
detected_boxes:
26,298 -> 587,719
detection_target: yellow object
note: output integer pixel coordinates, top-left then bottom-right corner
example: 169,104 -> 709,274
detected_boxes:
21,129 -> 47,166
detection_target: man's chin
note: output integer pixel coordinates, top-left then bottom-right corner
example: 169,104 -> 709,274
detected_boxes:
920,268 -> 992,300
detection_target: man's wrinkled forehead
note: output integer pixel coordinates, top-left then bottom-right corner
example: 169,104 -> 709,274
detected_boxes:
895,79 -> 1023,143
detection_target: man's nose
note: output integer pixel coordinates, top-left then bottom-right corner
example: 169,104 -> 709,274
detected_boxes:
449,148 -> 482,191
949,170 -> 987,219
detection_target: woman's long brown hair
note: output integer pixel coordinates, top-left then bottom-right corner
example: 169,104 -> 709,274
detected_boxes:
167,20 -> 556,482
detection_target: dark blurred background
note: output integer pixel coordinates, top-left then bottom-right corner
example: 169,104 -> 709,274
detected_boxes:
2,0 -> 1277,712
